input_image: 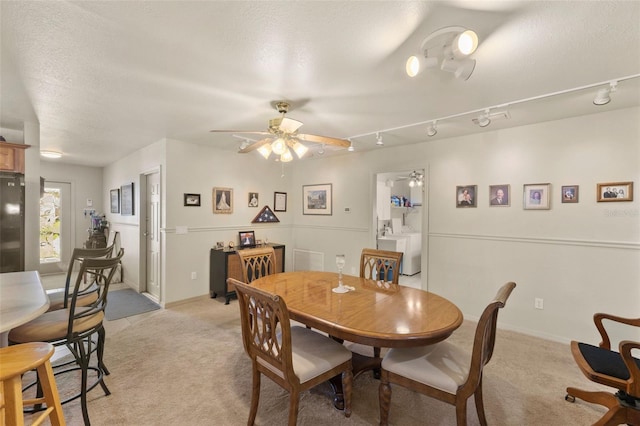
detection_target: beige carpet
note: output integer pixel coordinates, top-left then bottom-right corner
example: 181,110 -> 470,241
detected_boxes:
29,295 -> 610,425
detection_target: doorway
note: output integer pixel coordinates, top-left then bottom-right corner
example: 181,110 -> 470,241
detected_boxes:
143,171 -> 161,301
39,181 -> 72,275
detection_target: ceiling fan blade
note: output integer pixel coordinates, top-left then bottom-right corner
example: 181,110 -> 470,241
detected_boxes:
297,133 -> 350,148
210,130 -> 271,135
239,137 -> 273,153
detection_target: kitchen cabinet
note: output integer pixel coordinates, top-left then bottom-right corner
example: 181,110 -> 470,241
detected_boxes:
0,142 -> 30,174
209,243 -> 285,304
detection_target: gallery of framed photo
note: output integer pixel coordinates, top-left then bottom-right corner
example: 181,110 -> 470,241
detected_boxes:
213,187 -> 233,214
184,193 -> 201,207
274,191 -> 287,212
456,185 -> 477,208
110,189 -> 120,213
248,192 -> 259,207
597,181 -> 633,202
121,182 -> 134,216
523,183 -> 550,210
489,184 -> 510,206
303,183 -> 332,215
561,185 -> 579,203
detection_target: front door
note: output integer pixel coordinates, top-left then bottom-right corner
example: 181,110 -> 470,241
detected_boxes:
145,172 -> 161,300
39,181 -> 72,275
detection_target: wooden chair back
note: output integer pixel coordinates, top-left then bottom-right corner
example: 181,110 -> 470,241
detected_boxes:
230,278 -> 296,385
237,246 -> 276,283
360,248 -> 403,284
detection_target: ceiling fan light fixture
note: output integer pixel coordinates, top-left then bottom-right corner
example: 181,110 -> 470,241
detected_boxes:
271,137 -> 287,155
280,148 -> 293,163
257,144 -> 272,160
426,121 -> 437,137
291,140 -> 308,158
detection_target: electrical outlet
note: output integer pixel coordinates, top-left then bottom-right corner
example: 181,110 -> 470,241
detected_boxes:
191,272 -> 197,280
534,298 -> 544,310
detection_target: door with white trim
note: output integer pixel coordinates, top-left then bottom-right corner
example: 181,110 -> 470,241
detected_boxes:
145,172 -> 161,299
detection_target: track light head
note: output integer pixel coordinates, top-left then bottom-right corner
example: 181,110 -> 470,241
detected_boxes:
593,81 -> 617,106
426,121 -> 437,137
475,109 -> 491,127
347,139 -> 354,152
376,133 -> 384,146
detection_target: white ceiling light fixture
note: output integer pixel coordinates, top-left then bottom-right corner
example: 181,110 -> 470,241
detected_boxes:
406,26 -> 479,81
376,132 -> 384,146
40,150 -> 62,159
474,109 -> 492,127
317,144 -> 325,155
426,121 -> 437,137
593,81 -> 617,105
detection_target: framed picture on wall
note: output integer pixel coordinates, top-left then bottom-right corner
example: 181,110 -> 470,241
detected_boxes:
184,193 -> 201,206
561,185 -> 579,203
213,187 -> 233,214
121,183 -> 134,215
597,181 -> 633,202
248,192 -> 259,207
274,191 -> 287,212
523,183 -> 551,210
303,184 -> 332,215
110,189 -> 120,213
456,185 -> 477,208
489,184 -> 510,206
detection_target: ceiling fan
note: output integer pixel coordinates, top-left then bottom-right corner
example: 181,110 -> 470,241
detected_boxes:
396,171 -> 424,187
210,101 -> 350,162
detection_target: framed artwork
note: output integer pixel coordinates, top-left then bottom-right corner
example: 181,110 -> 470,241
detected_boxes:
248,192 -> 259,207
456,185 -> 477,208
110,189 -> 120,213
561,185 -> 579,203
303,184 -> 332,215
121,182 -> 134,216
274,191 -> 287,212
523,183 -> 551,210
184,193 -> 201,207
238,230 -> 256,248
489,184 -> 510,207
597,181 -> 633,202
213,187 -> 233,214
252,205 -> 280,223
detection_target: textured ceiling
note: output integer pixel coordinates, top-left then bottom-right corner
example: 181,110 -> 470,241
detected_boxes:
1,1 -> 639,167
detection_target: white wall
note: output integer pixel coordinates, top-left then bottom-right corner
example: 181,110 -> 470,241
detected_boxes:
290,107 -> 639,344
40,161 -> 103,250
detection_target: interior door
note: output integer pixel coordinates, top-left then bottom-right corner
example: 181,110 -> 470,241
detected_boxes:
145,172 -> 161,300
39,181 -> 72,275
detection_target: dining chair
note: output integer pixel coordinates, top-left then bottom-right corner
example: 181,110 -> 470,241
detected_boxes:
229,277 -> 353,425
359,248 -> 404,368
237,246 -> 276,283
565,313 -> 640,426
46,244 -> 115,312
360,248 -> 403,285
9,249 -> 124,426
379,281 -> 516,426
0,342 -> 66,426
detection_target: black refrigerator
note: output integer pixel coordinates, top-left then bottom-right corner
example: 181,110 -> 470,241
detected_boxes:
0,172 -> 25,272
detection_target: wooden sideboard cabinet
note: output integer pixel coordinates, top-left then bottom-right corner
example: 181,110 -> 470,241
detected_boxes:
209,243 -> 285,304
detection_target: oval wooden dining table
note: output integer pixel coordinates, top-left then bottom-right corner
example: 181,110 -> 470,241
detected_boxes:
247,271 -> 464,409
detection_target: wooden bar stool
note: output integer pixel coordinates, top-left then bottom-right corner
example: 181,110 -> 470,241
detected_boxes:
0,342 -> 65,426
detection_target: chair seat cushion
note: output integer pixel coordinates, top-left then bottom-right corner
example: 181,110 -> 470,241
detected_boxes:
578,342 -> 640,381
258,326 -> 352,384
8,307 -> 104,344
46,288 -> 99,312
382,341 -> 470,394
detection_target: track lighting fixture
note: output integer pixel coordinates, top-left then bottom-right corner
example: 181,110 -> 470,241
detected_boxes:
593,81 -> 617,106
376,132 -> 384,146
347,139 -> 354,152
426,121 -> 437,137
406,26 -> 479,80
474,109 -> 491,127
